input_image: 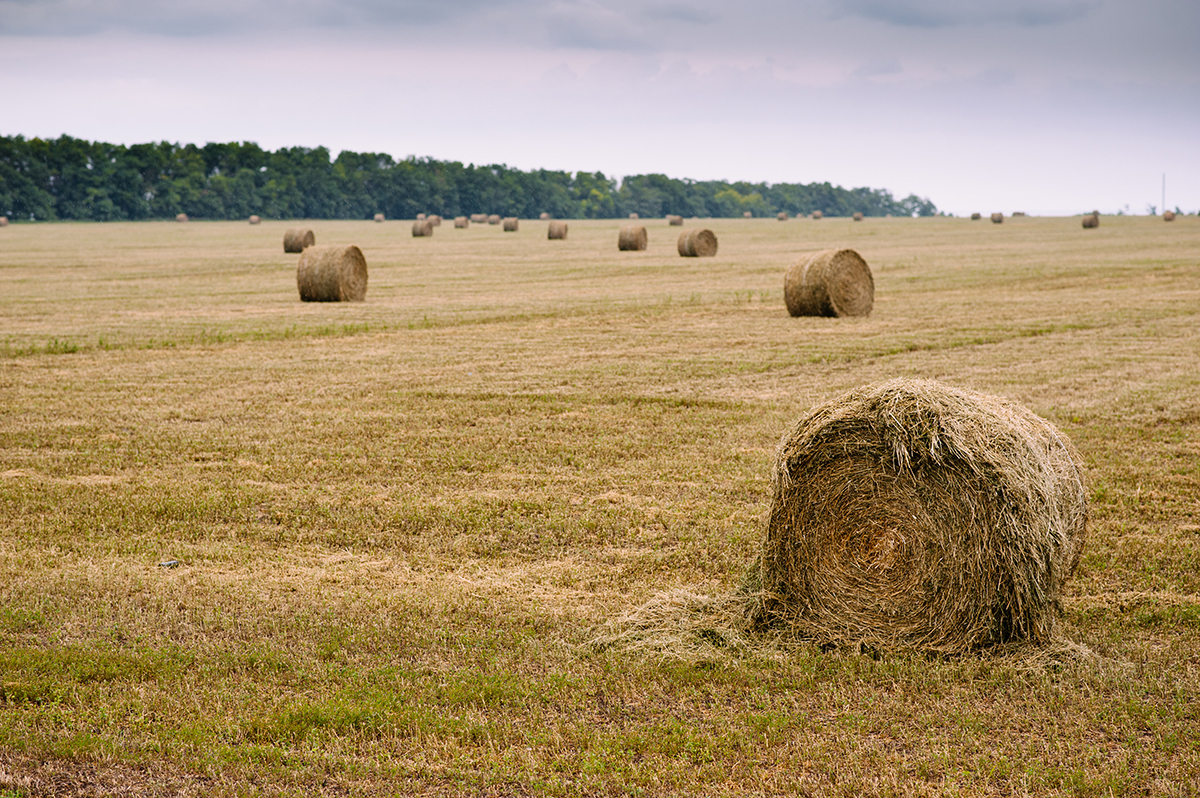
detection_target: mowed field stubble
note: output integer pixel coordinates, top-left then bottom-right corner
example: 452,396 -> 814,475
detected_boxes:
1,215 -> 1198,796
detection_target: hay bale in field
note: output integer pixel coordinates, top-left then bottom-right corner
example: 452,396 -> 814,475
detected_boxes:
374,213 -> 385,223
853,212 -> 864,221
417,213 -> 426,221
249,215 -> 261,225
1013,211 -> 1026,217
778,212 -> 789,221
176,213 -> 188,222
971,213 -> 982,220
548,220 -> 568,239
539,212 -> 551,220
470,213 -> 487,224
991,213 -> 1004,224
454,216 -> 469,228
744,211 -> 753,218
283,228 -> 315,253
1164,211 -> 1176,222
784,249 -> 874,317
667,215 -> 684,226
296,245 -> 367,302
502,217 -> 519,232
412,219 -> 434,237
0,216 -> 9,227
429,215 -> 442,226
629,212 -> 639,219
749,378 -> 1088,653
618,225 -> 648,251
811,211 -> 823,220
1082,213 -> 1099,229
677,228 -> 718,257
487,214 -> 501,225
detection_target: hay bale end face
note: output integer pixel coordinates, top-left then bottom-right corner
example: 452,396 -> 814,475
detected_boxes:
454,216 -> 469,228
176,213 -> 188,222
970,212 -> 982,220
618,225 -> 648,251
502,217 -> 519,232
677,228 -> 718,257
667,215 -> 684,226
539,212 -> 551,220
778,212 -> 788,221
1164,211 -> 1176,221
548,220 -> 568,239
784,248 -> 874,317
991,213 -> 1004,224
374,213 -> 385,222
853,212 -> 864,221
249,215 -> 261,225
412,220 -> 434,237
283,228 -> 315,253
751,378 -> 1088,653
1082,213 -> 1099,229
296,245 -> 367,302
487,214 -> 501,225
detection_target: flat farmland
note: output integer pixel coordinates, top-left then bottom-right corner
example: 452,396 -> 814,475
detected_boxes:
1,215 -> 1198,796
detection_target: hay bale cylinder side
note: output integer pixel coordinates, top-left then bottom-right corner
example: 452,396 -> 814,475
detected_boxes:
454,216 -> 469,228
283,228 -> 315,253
751,378 -> 1088,653
487,214 -> 501,225
547,220 -> 568,240
618,225 -> 648,251
502,217 -> 519,232
412,220 -> 434,237
668,215 -> 684,226
784,248 -> 874,318
677,228 -> 718,257
470,214 -> 487,224
296,245 -> 367,302
249,215 -> 261,225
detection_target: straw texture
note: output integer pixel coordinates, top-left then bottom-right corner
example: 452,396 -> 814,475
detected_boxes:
283,228 -> 315,253
784,249 -> 874,317
618,225 -> 648,251
296,245 -> 367,302
677,228 -> 718,257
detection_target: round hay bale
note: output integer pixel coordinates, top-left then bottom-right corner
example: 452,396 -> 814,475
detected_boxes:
784,249 -> 874,317
811,211 -> 823,220
677,228 -> 718,258
249,215 -> 261,225
548,220 -> 568,240
416,213 -> 426,221
176,213 -> 188,222
374,213 -> 385,223
429,215 -> 442,226
667,215 -> 684,226
539,212 -> 551,220
470,213 -> 487,224
412,220 -> 434,237
283,228 -> 315,253
777,212 -> 789,221
454,216 -> 469,228
502,217 -> 519,232
1081,213 -> 1099,229
296,245 -> 367,302
1164,210 -> 1176,221
1013,211 -> 1026,217
0,216 -> 9,227
618,225 -> 648,251
629,212 -> 639,219
744,211 -> 753,218
853,212 -> 864,221
991,213 -> 1004,224
750,378 -> 1088,653
970,212 -> 982,220
487,214 -> 501,225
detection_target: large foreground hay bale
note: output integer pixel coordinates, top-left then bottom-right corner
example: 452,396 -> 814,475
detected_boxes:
677,228 -> 718,257
777,212 -> 788,221
751,378 -> 1088,653
667,215 -> 684,226
548,220 -> 568,239
502,217 -> 519,232
1082,213 -> 1099,229
811,211 -> 823,220
283,228 -> 315,253
1164,211 -> 1176,221
296,245 -> 367,302
784,248 -> 874,317
412,220 -> 433,237
176,213 -> 188,222
454,216 -> 469,228
971,212 -> 982,220
539,212 -> 551,220
374,213 -> 385,222
853,212 -> 864,221
991,213 -> 1004,224
618,225 -> 648,251
249,215 -> 261,225
487,214 -> 501,225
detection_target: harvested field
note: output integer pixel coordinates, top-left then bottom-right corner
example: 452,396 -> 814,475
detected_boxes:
1,216 -> 1198,796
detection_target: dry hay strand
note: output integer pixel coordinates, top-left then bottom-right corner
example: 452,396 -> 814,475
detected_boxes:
296,245 -> 367,302
175,213 -> 189,222
547,220 -> 568,239
374,213 -> 385,222
0,216 -> 8,227
454,216 -> 469,228
416,213 -> 426,220
667,214 -> 684,226
777,212 -> 789,221
677,228 -> 718,257
429,215 -> 442,226
502,217 -> 519,232
971,212 -> 982,220
1082,213 -> 1099,229
991,213 -> 1004,224
629,212 -> 639,219
487,214 -> 501,225
412,219 -> 434,237
749,378 -> 1088,655
811,211 -> 823,220
539,212 -> 551,220
283,228 -> 315,253
744,211 -> 753,218
248,215 -> 261,225
470,213 -> 487,224
784,248 -> 874,317
618,225 -> 648,251
1164,210 -> 1176,221
853,212 -> 864,221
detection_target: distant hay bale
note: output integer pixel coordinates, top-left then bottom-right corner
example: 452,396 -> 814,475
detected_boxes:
618,225 -> 648,251
629,212 -> 639,219
412,220 -> 434,237
853,212 -> 864,221
454,216 -> 469,228
548,220 -> 568,239
539,212 -> 551,220
488,214 -> 501,225
283,228 -> 315,253
667,215 -> 684,226
429,215 -> 442,226
677,228 -> 718,257
749,378 -> 1088,653
991,213 -> 1004,224
784,248 -> 874,317
1082,213 -> 1099,229
744,211 -> 753,218
416,213 -> 426,221
470,214 -> 487,224
777,212 -> 788,221
1,216 -> 10,227
1164,211 -> 1176,221
811,211 -> 823,220
249,215 -> 261,225
296,245 -> 367,302
971,213 -> 982,220
502,217 -> 519,232
374,213 -> 385,223
1013,211 -> 1026,217
176,213 -> 188,222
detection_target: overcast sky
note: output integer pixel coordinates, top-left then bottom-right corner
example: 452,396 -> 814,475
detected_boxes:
1,0 -> 1197,215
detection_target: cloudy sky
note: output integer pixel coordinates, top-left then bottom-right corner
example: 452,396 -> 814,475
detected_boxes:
1,0 -> 1197,215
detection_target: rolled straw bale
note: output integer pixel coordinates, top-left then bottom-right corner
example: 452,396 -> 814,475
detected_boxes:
374,213 -> 385,222
1164,211 -> 1176,221
412,219 -> 434,237
429,215 -> 442,226
454,216 -> 469,228
618,225 -> 648,251
283,228 -> 315,253
811,211 -> 823,220
1081,214 -> 1099,229
667,215 -> 684,226
488,214 -> 501,225
548,220 -> 568,239
1013,211 -> 1026,217
970,213 -> 982,220
853,212 -> 864,221
784,249 -> 874,317
539,212 -> 551,220
750,378 -> 1088,653
502,217 -> 519,232
744,211 -> 753,218
991,213 -> 1003,224
778,212 -> 789,221
471,214 -> 487,224
249,215 -> 261,225
1,216 -> 9,227
629,212 -> 639,219
176,213 -> 189,222
677,228 -> 718,258
296,245 -> 367,302
417,213 -> 426,221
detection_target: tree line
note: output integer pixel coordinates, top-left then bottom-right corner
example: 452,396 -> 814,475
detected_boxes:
0,134 -> 938,222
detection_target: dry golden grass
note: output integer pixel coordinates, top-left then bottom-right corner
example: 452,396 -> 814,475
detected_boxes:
1,216 -> 1199,796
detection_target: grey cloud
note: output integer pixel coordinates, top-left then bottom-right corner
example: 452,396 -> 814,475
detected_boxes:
542,1 -> 647,51
852,58 -> 902,77
832,0 -> 1096,28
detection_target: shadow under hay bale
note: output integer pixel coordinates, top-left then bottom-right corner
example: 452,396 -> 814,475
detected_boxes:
502,217 -> 519,232
677,228 -> 717,257
751,379 -> 1088,654
454,216 -> 469,228
412,220 -> 433,237
548,220 -> 568,239
618,225 -> 648,251
1082,213 -> 1099,229
991,213 -> 1004,224
249,215 -> 261,225
296,245 -> 367,302
784,248 -> 874,317
283,228 -> 315,253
